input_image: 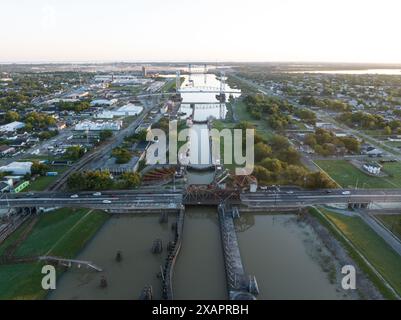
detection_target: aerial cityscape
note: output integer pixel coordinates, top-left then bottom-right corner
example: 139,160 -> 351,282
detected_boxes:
1,0 -> 401,305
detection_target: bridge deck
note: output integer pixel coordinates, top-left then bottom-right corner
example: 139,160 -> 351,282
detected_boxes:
218,204 -> 256,300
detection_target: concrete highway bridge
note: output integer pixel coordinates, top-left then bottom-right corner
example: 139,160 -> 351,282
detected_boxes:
3,187 -> 401,300
2,188 -> 401,211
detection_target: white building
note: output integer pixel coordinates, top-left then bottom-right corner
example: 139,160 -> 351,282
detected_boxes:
95,104 -> 143,119
0,121 -> 25,132
0,161 -> 32,175
74,120 -> 122,131
90,99 -> 118,107
363,163 -> 381,175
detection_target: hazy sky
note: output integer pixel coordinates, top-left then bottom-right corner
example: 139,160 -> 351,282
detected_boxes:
1,0 -> 401,63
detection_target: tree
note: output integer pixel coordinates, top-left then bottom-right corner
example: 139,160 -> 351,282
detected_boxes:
254,142 -> 272,162
253,165 -> 273,184
99,130 -> 113,141
112,147 -> 132,164
5,110 -> 19,122
269,135 -> 290,152
304,134 -> 317,147
31,161 -> 49,176
278,147 -> 301,165
120,172 -> 141,188
259,158 -> 284,173
383,126 -> 392,136
305,172 -> 336,189
67,170 -> 114,191
65,145 -> 86,160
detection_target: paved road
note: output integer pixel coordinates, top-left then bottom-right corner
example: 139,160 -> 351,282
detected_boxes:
2,188 -> 401,209
0,190 -> 183,210
241,189 -> 401,208
357,210 -> 401,256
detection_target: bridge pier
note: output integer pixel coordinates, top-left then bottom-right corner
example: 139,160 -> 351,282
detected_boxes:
218,204 -> 257,300
348,202 -> 371,210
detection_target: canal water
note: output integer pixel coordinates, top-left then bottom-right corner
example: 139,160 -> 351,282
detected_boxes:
49,214 -> 173,300
235,213 -> 348,299
51,72 -> 352,300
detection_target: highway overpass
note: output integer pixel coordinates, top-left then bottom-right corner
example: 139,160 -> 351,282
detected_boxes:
2,188 -> 401,211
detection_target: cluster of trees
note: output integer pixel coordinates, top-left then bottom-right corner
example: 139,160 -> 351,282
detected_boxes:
337,111 -> 386,130
56,101 -> 91,113
234,122 -> 333,188
294,109 -> 316,125
253,162 -> 336,189
304,128 -> 360,156
31,161 -> 50,176
67,171 -> 141,191
337,111 -> 401,134
112,147 -> 132,164
65,145 -> 86,161
23,112 -> 56,131
38,130 -> 58,141
125,130 -> 148,144
299,96 -> 352,112
243,94 -> 293,131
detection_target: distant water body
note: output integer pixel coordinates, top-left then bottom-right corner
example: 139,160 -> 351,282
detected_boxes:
289,69 -> 401,75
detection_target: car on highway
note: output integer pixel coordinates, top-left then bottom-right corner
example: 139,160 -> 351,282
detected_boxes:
70,194 -> 79,198
93,192 -> 102,196
102,200 -> 112,204
342,191 -> 351,195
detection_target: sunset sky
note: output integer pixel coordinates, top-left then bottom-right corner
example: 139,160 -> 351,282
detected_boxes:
1,0 -> 400,63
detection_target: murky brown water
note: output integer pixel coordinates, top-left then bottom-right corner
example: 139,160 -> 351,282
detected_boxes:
49,214 -> 173,300
235,213 -> 347,300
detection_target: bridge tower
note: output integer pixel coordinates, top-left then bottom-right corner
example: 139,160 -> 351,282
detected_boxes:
219,70 -> 226,118
188,63 -> 192,83
176,70 -> 181,93
220,70 -> 226,93
204,63 -> 207,84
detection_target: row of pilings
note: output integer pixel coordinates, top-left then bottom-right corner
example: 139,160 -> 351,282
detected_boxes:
161,206 -> 185,300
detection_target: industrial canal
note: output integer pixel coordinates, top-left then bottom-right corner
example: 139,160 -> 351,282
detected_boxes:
50,72 -> 352,300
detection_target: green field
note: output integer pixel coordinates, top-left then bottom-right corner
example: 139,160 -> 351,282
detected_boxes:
315,208 -> 401,298
0,208 -> 109,299
375,214 -> 401,241
315,160 -> 401,189
231,100 -> 274,140
26,166 -> 68,191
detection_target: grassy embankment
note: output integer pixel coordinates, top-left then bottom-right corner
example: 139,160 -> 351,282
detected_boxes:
375,214 -> 401,241
315,160 -> 401,189
0,208 -> 109,299
310,207 -> 401,299
161,77 -> 185,93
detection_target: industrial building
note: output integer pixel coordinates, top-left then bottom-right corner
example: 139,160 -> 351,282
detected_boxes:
74,120 -> 122,131
94,104 -> 143,119
0,121 -> 25,133
0,161 -> 32,175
